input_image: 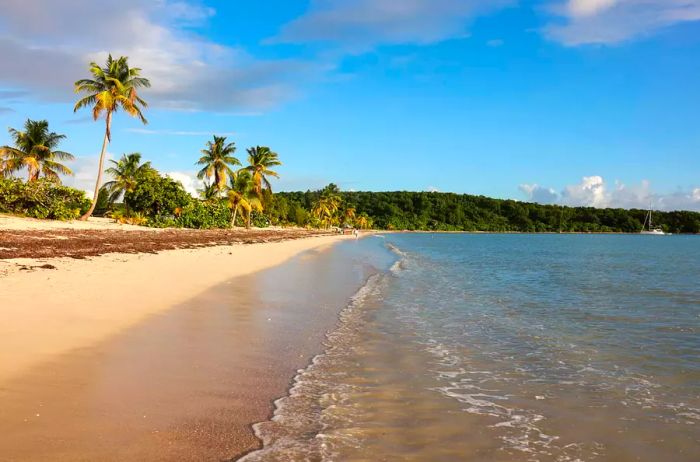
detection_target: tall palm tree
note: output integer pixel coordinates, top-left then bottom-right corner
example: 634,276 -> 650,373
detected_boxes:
227,170 -> 261,228
0,119 -> 74,181
74,54 -> 150,220
240,146 -> 281,198
102,153 -> 151,208
196,136 -> 240,193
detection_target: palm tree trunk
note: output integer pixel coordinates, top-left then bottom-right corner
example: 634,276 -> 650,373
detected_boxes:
246,211 -> 251,229
231,206 -> 238,228
81,112 -> 112,221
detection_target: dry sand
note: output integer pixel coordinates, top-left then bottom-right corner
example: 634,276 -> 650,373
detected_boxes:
0,219 -> 346,383
0,213 -> 158,231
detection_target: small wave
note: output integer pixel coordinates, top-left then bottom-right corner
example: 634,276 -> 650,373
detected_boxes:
239,271 -> 389,461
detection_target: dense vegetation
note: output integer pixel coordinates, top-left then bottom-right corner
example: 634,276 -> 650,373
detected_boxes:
273,187 -> 700,234
0,178 -> 90,220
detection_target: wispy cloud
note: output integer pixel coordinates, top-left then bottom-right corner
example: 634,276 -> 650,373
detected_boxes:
544,0 -> 700,45
0,106 -> 15,114
272,0 -> 513,52
0,0 -> 318,111
63,115 -> 95,125
520,176 -> 700,211
126,128 -> 236,136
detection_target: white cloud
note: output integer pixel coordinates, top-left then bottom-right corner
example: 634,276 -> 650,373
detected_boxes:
166,171 -> 202,197
0,0 -> 317,111
568,0 -> 618,17
562,175 -> 608,207
61,153 -> 115,197
545,0 -> 700,45
273,0 -> 513,52
426,186 -> 441,192
520,175 -> 700,211
519,183 -> 559,203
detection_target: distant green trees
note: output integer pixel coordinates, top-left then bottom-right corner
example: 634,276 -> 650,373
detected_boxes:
272,188 -> 700,234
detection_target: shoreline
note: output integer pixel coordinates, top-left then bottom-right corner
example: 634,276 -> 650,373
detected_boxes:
0,232 -> 349,384
0,230 -> 377,461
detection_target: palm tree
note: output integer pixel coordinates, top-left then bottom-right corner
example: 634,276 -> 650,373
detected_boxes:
356,214 -> 372,230
198,180 -> 219,202
196,136 -> 240,193
344,206 -> 356,225
239,146 -> 281,198
312,195 -> 341,229
0,119 -> 74,181
102,153 -> 151,208
227,170 -> 261,228
74,54 -> 150,220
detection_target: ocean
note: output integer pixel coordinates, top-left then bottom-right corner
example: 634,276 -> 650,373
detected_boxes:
241,234 -> 700,461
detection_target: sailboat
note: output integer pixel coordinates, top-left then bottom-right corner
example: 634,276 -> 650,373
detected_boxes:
640,207 -> 666,235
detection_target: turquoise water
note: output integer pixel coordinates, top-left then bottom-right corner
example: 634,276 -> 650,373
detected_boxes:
242,234 -> 700,461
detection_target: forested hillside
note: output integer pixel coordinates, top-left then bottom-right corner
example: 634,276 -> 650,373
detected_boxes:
271,188 -> 700,233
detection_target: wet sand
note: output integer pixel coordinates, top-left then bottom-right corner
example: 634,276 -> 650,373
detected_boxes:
0,238 -> 377,461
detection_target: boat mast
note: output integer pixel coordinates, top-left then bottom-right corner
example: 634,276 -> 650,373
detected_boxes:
642,208 -> 651,231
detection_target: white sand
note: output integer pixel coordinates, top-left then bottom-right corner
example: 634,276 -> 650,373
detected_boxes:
0,234 -> 348,384
0,213 -> 161,231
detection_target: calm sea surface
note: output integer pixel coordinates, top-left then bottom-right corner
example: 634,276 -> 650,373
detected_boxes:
241,234 -> 700,461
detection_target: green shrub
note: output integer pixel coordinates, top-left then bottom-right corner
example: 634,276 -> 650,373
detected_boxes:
250,210 -> 270,228
176,200 -> 232,229
124,170 -> 192,218
0,177 -> 91,220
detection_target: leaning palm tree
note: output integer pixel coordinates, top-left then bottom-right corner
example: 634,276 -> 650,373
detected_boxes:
239,146 -> 281,198
227,170 -> 261,228
196,135 -> 240,193
102,153 -> 151,208
74,54 -> 150,220
0,119 -> 74,181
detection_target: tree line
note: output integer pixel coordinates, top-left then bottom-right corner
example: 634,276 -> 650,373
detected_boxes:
271,187 -> 700,234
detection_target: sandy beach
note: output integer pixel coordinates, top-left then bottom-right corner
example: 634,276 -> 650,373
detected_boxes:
0,217 -> 361,460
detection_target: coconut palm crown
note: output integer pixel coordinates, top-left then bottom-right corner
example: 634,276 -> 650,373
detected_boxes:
73,54 -> 150,220
196,135 -> 240,193
0,119 -> 74,182
102,153 -> 152,205
240,146 -> 281,198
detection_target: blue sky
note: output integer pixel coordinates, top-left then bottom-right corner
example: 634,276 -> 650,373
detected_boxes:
1,0 -> 699,210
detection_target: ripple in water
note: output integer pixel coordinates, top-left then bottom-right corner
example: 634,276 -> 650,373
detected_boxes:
240,234 -> 700,461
